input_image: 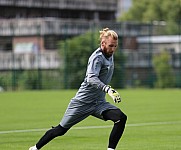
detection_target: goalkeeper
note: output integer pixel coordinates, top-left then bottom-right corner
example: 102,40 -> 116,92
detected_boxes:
29,28 -> 127,150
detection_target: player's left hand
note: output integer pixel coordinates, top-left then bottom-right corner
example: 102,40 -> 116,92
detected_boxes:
108,87 -> 121,103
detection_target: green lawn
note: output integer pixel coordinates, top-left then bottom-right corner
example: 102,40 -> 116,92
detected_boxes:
0,89 -> 181,150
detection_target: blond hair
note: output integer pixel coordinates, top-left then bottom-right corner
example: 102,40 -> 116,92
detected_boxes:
99,28 -> 118,41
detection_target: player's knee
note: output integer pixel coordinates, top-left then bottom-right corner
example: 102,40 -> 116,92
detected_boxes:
55,124 -> 69,136
102,109 -> 127,123
115,111 -> 127,124
121,113 -> 127,123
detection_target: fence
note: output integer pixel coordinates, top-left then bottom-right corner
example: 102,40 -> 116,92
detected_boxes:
0,20 -> 181,91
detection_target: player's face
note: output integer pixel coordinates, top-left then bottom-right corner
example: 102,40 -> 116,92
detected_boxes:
101,36 -> 118,57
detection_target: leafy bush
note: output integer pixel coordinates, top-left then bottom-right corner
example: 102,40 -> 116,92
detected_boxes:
0,72 -> 14,90
18,71 -> 39,90
18,70 -> 62,90
153,50 -> 175,88
59,31 -> 99,89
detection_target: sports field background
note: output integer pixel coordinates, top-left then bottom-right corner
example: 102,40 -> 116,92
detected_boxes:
0,89 -> 180,150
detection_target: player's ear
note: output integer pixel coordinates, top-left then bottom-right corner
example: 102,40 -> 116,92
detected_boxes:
101,40 -> 106,47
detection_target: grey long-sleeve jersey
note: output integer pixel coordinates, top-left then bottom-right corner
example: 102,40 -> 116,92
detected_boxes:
73,47 -> 114,103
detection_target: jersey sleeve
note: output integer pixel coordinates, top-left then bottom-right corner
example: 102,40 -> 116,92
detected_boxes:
86,55 -> 106,90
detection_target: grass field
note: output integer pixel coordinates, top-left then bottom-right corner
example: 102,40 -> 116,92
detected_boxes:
0,89 -> 181,150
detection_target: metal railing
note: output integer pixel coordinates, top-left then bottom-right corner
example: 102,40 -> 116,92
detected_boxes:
0,18 -> 162,36
124,51 -> 181,68
0,0 -> 117,10
0,51 -> 62,70
0,50 -> 180,70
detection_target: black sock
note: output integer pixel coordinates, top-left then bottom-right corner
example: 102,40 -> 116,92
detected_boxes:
36,125 -> 69,149
108,114 -> 127,149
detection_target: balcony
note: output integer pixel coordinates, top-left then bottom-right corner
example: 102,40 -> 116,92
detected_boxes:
124,51 -> 181,68
0,51 -> 180,70
0,18 -> 156,37
0,51 -> 62,70
0,0 -> 117,11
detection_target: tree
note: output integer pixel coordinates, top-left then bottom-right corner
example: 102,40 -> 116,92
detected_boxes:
153,50 -> 175,88
110,39 -> 126,89
119,0 -> 181,34
58,31 -> 97,89
58,30 -> 126,89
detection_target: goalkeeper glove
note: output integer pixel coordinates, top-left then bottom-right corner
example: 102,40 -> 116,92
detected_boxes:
103,85 -> 121,103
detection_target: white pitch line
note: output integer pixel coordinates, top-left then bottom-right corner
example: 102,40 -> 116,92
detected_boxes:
0,121 -> 181,135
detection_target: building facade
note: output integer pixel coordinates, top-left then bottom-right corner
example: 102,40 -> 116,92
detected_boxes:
0,0 -> 118,52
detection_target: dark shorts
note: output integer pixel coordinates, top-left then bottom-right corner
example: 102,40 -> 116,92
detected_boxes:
60,98 -> 119,128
